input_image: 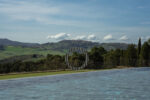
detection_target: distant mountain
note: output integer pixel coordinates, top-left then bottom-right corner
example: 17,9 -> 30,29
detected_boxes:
0,38 -> 40,47
42,40 -> 100,51
42,40 -> 129,51
0,38 -> 129,51
100,43 -> 129,50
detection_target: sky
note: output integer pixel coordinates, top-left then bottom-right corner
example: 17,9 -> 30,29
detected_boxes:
0,0 -> 150,43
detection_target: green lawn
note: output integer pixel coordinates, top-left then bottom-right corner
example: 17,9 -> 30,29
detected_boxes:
0,70 -> 98,80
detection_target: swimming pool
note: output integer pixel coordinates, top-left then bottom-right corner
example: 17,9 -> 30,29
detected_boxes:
0,67 -> 150,100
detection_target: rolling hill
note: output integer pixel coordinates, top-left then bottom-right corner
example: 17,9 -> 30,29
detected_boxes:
0,38 -> 40,47
42,40 -> 129,51
0,38 -> 129,61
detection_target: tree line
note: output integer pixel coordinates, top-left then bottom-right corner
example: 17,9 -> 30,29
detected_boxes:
0,45 -> 4,50
0,38 -> 150,73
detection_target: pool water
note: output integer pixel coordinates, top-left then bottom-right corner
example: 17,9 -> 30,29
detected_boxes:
0,67 -> 150,100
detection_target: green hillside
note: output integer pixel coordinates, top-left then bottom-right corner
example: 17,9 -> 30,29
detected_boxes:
0,46 -> 64,60
0,39 -> 129,62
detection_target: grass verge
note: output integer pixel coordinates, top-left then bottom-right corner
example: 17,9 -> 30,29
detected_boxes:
0,70 -> 98,80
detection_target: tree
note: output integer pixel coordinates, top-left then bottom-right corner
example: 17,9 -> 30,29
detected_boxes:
0,45 -> 4,50
88,47 -> 107,69
140,42 -> 150,66
104,49 -> 122,68
68,52 -> 85,69
120,50 -> 126,66
47,54 -> 53,60
125,44 -> 137,66
137,38 -> 141,57
148,38 -> 150,46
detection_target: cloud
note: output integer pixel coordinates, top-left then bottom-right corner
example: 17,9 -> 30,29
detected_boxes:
0,0 -> 104,26
119,35 -> 129,41
87,34 -> 96,40
0,1 -> 60,20
0,2 -> 59,15
72,34 -> 97,41
47,33 -> 97,41
73,35 -> 87,40
0,1 -> 82,26
47,33 -> 70,40
103,34 -> 113,41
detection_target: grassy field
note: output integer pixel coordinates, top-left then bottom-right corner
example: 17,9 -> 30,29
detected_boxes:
0,46 -> 64,60
0,70 -> 98,80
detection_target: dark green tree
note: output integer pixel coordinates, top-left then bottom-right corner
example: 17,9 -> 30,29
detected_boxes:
148,38 -> 150,45
68,52 -> 85,69
88,46 -> 107,69
140,42 -> 150,66
137,38 -> 141,57
0,45 -> 4,50
104,49 -> 122,68
125,44 -> 137,66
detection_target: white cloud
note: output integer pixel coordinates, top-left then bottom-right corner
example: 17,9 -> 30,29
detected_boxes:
0,0 -> 104,26
0,1 -> 82,26
87,34 -> 96,40
103,34 -> 113,40
119,35 -> 129,41
73,35 -> 87,40
72,34 -> 97,41
47,33 -> 70,40
0,3 -> 59,15
0,1 -> 60,21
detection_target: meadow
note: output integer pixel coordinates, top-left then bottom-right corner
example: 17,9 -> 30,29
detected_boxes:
0,46 -> 64,60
